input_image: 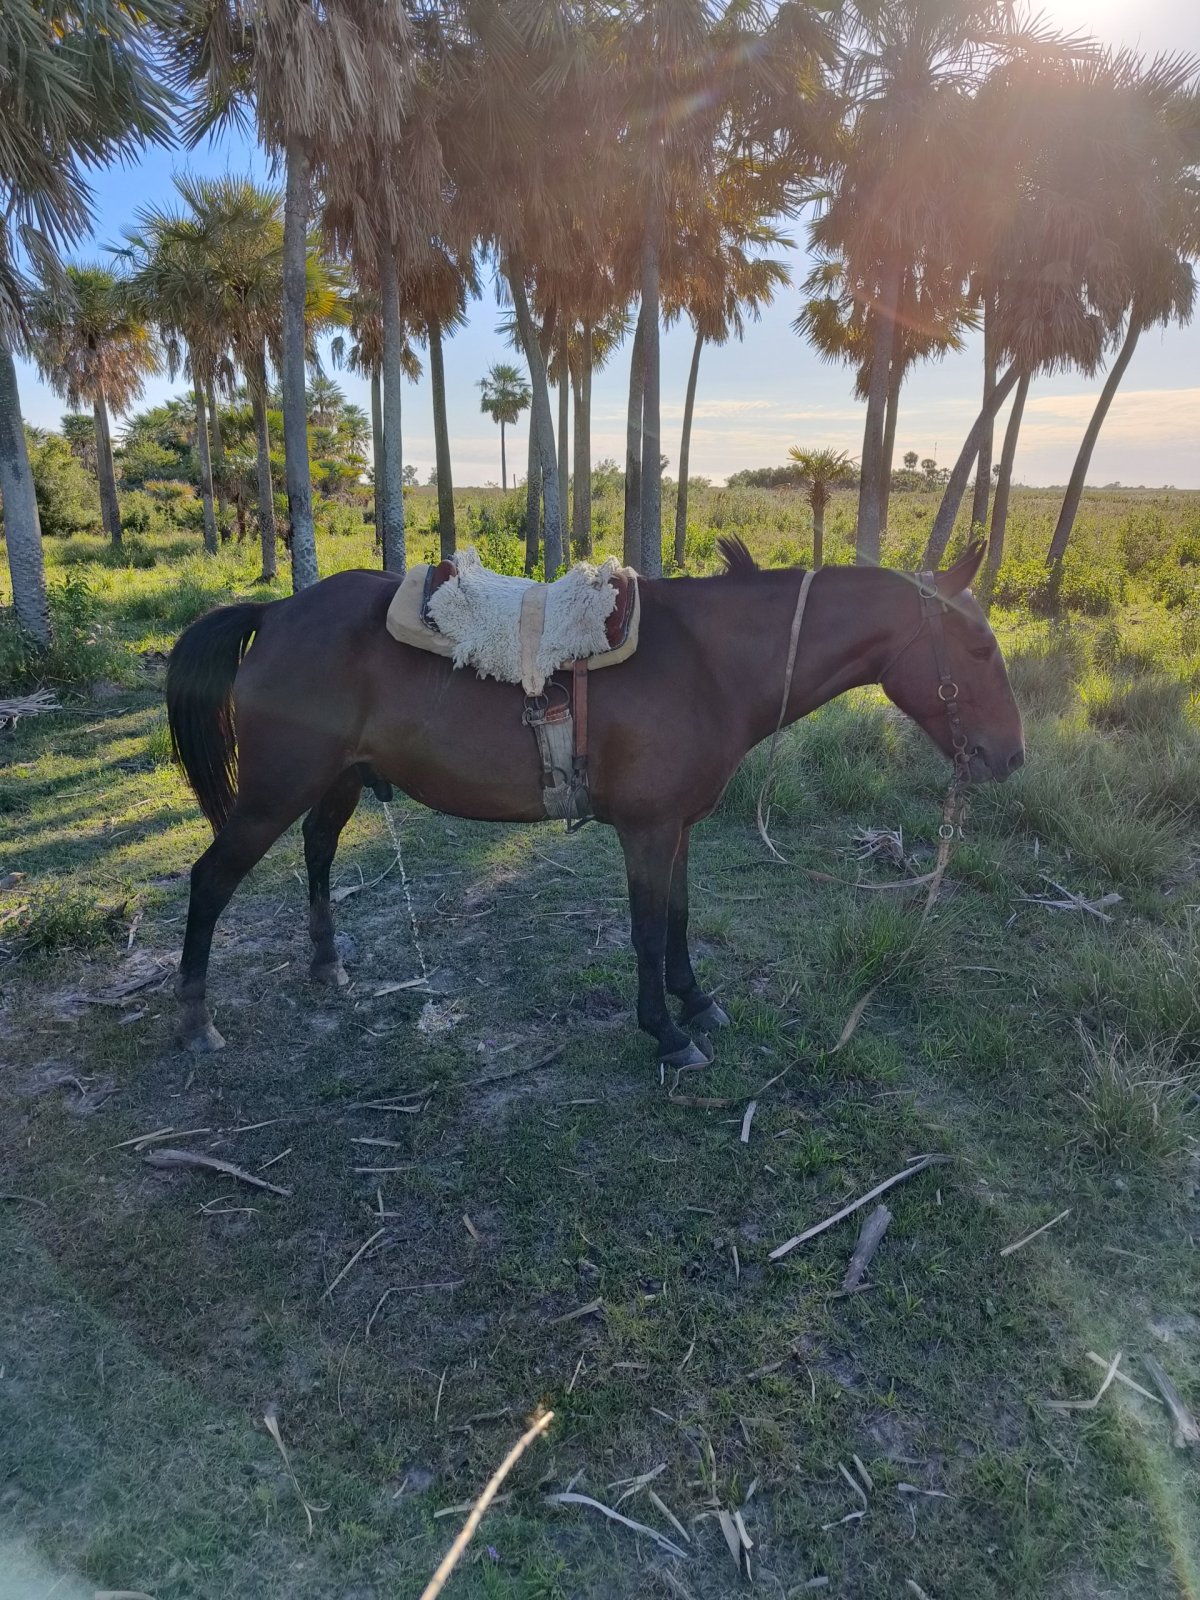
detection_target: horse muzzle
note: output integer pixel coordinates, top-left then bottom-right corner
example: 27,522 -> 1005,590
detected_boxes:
968,743 -> 1025,783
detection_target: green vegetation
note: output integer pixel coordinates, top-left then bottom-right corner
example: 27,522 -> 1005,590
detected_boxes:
3,488 -> 1200,1598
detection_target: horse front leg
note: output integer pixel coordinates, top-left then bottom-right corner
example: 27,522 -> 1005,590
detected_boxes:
302,767 -> 364,985
665,827 -> 729,1033
619,822 -> 711,1070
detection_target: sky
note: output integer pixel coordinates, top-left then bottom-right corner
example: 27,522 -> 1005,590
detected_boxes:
15,0 -> 1200,490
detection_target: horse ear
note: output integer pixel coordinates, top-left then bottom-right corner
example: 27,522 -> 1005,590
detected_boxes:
936,539 -> 986,597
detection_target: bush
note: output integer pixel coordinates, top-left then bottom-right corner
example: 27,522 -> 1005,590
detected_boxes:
992,554 -> 1123,616
118,438 -> 186,488
24,430 -> 101,538
0,572 -> 123,690
17,883 -> 123,952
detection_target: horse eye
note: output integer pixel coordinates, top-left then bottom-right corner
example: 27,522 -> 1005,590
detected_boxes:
968,644 -> 994,661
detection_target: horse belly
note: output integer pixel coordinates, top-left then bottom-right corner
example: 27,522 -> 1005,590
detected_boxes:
357,667 -> 549,823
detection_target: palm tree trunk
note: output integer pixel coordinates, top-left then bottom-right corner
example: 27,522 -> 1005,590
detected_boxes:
856,262 -> 901,564
923,363 -> 1021,567
673,325 -> 704,568
192,375 -> 218,555
249,349 -> 277,581
0,334 -> 50,645
206,376 -> 229,537
525,422 -> 541,573
370,365 -> 386,545
970,298 -> 996,531
639,190 -> 664,578
813,499 -> 825,570
282,136 -> 318,590
557,332 -> 569,542
507,259 -> 562,579
1048,317 -> 1142,566
879,356 -> 901,538
499,420 -> 507,493
378,243 -> 407,574
982,370 -> 1029,599
92,396 -> 122,548
572,323 -> 591,558
428,320 -> 455,559
624,304 -> 645,569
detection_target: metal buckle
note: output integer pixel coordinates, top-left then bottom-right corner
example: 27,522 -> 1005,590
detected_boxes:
938,681 -> 960,703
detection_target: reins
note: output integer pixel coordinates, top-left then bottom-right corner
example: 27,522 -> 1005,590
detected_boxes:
755,568 -> 816,862
754,565 -> 970,915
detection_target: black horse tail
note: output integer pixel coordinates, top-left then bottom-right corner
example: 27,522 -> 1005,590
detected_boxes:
166,602 -> 266,834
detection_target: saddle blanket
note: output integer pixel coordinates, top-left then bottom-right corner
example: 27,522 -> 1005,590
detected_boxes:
386,546 -> 640,696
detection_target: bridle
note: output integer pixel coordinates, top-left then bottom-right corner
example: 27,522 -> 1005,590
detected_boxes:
758,565 -> 975,863
880,571 -> 975,797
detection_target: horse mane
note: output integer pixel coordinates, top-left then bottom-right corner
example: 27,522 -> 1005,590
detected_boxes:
717,536 -> 759,577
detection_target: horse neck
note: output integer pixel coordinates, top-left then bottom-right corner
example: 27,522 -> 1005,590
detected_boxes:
662,566 -> 903,753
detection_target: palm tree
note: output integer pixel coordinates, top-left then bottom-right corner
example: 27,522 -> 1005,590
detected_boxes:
818,1 -> 1046,564
787,447 -> 857,569
124,204 -> 228,554
170,0 -> 415,590
1046,53 -> 1200,566
185,176 -> 286,579
0,0 -> 170,643
668,193 -> 791,566
613,1 -> 820,578
922,47 -> 1196,568
30,265 -> 159,547
795,251 -> 971,539
478,363 -> 530,492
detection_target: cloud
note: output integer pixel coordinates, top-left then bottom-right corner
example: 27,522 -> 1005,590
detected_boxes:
1021,386 -> 1200,447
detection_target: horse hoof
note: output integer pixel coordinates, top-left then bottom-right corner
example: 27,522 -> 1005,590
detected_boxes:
180,1020 -> 226,1053
689,1001 -> 730,1033
660,1038 -> 713,1071
311,961 -> 349,988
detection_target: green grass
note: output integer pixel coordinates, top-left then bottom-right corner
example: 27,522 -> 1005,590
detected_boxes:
3,487 -> 1200,1598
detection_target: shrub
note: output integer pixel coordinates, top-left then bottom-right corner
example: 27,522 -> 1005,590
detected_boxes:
993,555 -> 1122,616
25,430 -> 101,538
0,572 -> 126,690
17,883 -> 123,952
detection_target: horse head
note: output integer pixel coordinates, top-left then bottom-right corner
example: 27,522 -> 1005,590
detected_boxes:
879,542 -> 1025,783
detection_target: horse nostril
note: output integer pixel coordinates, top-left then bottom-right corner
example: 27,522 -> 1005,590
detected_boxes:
1007,747 -> 1025,774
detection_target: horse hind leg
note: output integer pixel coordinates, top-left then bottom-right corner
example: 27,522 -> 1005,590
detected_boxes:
176,805 -> 295,1051
303,767 -> 365,985
665,827 -> 729,1034
619,821 -> 711,1070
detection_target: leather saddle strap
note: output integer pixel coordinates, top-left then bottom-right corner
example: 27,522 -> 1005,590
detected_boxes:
573,658 -> 589,766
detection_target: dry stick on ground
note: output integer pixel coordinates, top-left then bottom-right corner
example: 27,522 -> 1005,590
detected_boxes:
1045,1350 -> 1124,1413
472,1045 -> 566,1089
842,1205 -> 892,1292
1000,1208 -> 1071,1258
547,1298 -> 603,1326
262,1406 -> 325,1536
321,1228 -> 386,1302
1143,1356 -> 1200,1447
1085,1352 -> 1163,1405
0,1193 -> 47,1208
770,1156 -> 949,1262
143,1149 -> 292,1197
545,1491 -> 690,1561
419,1411 -> 554,1600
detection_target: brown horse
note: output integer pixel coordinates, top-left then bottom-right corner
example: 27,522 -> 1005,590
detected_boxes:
165,537 -> 1023,1067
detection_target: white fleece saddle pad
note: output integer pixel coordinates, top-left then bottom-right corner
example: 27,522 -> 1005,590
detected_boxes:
386,546 -> 640,696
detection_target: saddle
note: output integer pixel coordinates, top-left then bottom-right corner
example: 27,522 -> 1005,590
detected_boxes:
386,548 -> 641,826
